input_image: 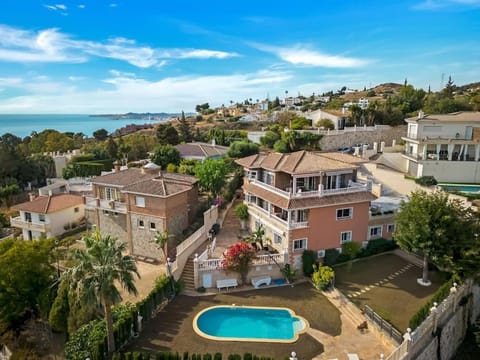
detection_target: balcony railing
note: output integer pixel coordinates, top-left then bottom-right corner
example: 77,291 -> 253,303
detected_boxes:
85,197 -> 127,213
10,216 -> 48,232
248,203 -> 309,230
249,179 -> 368,199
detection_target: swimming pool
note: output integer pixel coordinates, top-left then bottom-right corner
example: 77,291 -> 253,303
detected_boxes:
193,305 -> 309,343
439,184 -> 480,194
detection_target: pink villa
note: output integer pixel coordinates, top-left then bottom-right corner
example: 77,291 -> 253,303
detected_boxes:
236,151 -> 390,268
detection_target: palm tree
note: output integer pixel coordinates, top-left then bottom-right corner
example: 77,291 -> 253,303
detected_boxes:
63,230 -> 140,355
154,230 -> 174,261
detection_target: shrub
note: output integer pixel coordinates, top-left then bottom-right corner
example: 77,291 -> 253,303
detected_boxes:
341,242 -> 361,259
234,204 -> 249,221
312,264 -> 335,290
214,353 -> 222,360
336,253 -> 351,263
415,176 -> 437,186
302,250 -> 317,276
361,238 -> 397,257
323,248 -> 340,266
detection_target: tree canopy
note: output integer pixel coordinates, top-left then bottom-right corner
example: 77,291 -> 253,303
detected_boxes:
150,144 -> 181,169
395,190 -> 480,283
194,158 -> 229,198
156,123 -> 179,145
227,141 -> 259,158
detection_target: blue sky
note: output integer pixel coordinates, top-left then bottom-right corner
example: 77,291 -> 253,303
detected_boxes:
0,0 -> 479,114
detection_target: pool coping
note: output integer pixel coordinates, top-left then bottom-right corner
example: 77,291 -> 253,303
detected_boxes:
193,305 -> 310,343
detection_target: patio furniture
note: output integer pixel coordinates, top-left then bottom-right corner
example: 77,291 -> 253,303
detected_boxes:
216,278 -> 238,291
251,275 -> 271,288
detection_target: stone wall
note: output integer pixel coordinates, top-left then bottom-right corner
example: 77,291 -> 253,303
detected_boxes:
129,212 -> 163,260
319,125 -> 407,151
97,211 -> 127,243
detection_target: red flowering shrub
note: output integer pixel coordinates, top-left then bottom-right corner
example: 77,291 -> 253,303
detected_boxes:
221,242 -> 257,285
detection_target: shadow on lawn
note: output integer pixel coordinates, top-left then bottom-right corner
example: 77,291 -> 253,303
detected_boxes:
126,282 -> 338,359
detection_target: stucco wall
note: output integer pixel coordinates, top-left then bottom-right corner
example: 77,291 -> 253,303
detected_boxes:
47,204 -> 85,237
420,160 -> 480,183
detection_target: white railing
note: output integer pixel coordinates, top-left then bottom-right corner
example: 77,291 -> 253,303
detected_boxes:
84,197 -> 127,213
252,253 -> 285,265
10,217 -> 48,232
385,339 -> 408,360
250,179 -> 291,198
176,225 -> 205,256
293,189 -> 321,198
209,236 -> 217,256
289,221 -> 309,229
321,182 -> 367,195
197,248 -> 209,261
198,258 -> 223,271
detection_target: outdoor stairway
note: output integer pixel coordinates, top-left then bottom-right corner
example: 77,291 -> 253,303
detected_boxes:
325,288 -> 367,328
181,258 -> 195,291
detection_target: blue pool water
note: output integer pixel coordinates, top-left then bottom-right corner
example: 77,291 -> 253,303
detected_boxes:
194,306 -> 307,342
440,184 -> 480,193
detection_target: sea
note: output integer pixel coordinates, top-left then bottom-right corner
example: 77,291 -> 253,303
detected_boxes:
0,114 -> 164,138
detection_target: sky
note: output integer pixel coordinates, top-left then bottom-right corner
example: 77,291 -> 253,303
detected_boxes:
0,0 -> 479,114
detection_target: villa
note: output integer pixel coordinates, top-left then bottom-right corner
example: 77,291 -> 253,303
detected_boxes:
402,111 -> 480,182
175,141 -> 228,161
85,162 -> 199,260
235,150 -> 378,268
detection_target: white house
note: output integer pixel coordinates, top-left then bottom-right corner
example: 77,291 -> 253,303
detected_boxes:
11,194 -> 85,240
402,111 -> 480,182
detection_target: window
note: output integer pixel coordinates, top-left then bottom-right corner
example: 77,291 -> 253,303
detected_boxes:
262,171 -> 274,185
74,207 -> 79,213
274,233 -> 282,245
293,238 -> 307,251
336,207 -> 353,220
103,210 -> 109,216
294,209 -> 308,223
150,222 -> 156,230
340,231 -> 352,244
317,249 -> 325,258
135,196 -> 145,207
247,170 -> 257,180
387,224 -> 395,233
39,214 -> 45,222
105,187 -> 119,201
369,226 -> 382,239
138,220 -> 144,228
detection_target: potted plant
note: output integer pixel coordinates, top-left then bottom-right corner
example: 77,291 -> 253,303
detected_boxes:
234,203 -> 249,230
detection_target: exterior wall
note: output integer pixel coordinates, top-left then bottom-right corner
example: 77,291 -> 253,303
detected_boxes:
246,205 -> 289,252
274,172 -> 291,191
129,212 -> 163,259
419,160 -> 480,183
289,201 -> 371,256
185,186 -> 199,223
97,211 -> 127,243
46,204 -> 85,237
416,122 -> 477,140
368,214 -> 396,241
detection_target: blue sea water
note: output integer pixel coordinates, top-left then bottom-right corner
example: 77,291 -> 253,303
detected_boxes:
0,114 -> 162,138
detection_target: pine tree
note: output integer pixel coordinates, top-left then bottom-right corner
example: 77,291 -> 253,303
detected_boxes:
178,111 -> 192,143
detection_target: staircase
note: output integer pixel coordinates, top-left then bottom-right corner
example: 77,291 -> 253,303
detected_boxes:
181,257 -> 195,291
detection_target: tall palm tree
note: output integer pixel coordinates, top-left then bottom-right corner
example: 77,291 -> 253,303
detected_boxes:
63,230 -> 140,355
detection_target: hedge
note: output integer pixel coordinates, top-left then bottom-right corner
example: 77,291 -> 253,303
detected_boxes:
415,176 -> 437,186
113,353 -> 274,360
408,278 -> 455,330
302,250 -> 317,276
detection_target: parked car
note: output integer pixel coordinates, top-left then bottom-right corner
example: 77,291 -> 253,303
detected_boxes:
338,147 -> 353,153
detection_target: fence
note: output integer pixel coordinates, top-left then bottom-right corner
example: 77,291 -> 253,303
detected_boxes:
364,305 -> 403,344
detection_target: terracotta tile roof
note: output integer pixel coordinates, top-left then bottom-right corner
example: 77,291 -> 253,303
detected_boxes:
13,194 -> 83,214
243,182 -> 376,210
235,150 -> 359,174
122,177 -> 192,196
91,168 -> 157,187
318,152 -> 369,164
175,142 -> 228,158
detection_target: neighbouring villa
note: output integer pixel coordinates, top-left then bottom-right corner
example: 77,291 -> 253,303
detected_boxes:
175,141 -> 228,161
235,150 -> 394,268
402,111 -> 480,182
11,192 -> 85,240
85,162 -> 199,261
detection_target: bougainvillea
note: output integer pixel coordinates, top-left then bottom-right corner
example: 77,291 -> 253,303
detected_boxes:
221,242 -> 257,285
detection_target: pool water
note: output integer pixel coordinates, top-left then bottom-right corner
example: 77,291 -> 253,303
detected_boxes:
193,306 -> 308,343
440,184 -> 480,193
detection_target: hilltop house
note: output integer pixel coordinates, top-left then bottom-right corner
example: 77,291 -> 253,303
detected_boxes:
175,141 -> 228,161
236,151 -> 378,268
402,111 -> 480,182
85,162 -> 198,260
11,193 -> 85,240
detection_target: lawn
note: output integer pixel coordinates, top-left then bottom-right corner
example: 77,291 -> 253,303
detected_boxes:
334,253 -> 445,331
126,282 -> 341,359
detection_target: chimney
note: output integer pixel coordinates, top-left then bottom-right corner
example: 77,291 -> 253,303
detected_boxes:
418,110 -> 424,119
212,138 -> 216,147
28,193 -> 36,202
113,160 -> 121,172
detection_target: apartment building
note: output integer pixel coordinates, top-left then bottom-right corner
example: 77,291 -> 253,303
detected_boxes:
402,111 -> 480,182
236,151 -> 376,268
85,162 -> 198,260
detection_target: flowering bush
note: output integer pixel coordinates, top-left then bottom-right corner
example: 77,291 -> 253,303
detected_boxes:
221,242 -> 257,285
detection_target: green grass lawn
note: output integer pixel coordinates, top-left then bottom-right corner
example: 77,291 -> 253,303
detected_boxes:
126,282 -> 341,359
334,253 -> 445,331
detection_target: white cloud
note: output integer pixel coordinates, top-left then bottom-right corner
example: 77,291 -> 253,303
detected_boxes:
68,76 -> 85,81
252,43 -> 370,68
0,70 -> 292,113
109,3 -> 118,7
0,24 -> 239,67
78,4 -> 86,9
43,4 -> 68,15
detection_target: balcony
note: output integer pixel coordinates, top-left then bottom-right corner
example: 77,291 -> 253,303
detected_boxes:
249,179 -> 368,199
85,197 -> 127,213
247,203 -> 309,230
10,216 -> 48,232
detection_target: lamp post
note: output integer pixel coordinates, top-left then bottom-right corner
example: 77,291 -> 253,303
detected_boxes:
289,351 -> 297,360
